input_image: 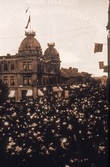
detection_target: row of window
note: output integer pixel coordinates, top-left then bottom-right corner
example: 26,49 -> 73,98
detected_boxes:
0,62 -> 32,71
45,64 -> 60,73
0,61 -> 59,72
23,62 -> 32,70
23,76 -> 32,85
3,76 -> 15,86
0,62 -> 15,71
0,75 -> 32,86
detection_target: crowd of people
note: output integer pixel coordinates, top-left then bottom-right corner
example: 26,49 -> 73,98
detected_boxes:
0,83 -> 108,167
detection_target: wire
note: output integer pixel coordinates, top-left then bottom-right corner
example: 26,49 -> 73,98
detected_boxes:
56,30 -> 97,43
0,30 -> 97,55
0,26 -> 95,40
38,26 -> 95,35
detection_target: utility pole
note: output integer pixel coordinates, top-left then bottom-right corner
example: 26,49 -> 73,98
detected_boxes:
106,0 -> 110,104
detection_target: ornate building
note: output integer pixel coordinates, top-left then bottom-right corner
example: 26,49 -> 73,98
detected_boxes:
0,31 -> 61,101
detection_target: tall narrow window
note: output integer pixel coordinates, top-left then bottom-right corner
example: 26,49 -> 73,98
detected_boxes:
10,76 -> 15,85
28,76 -> 31,85
28,62 -> 31,70
4,76 -> 8,84
23,62 -> 27,70
11,61 -> 14,70
23,76 -> 27,85
4,62 -> 8,70
0,76 -> 2,82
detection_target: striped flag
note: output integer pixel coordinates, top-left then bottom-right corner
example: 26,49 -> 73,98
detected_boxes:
99,61 -> 104,69
94,43 -> 103,53
25,15 -> 31,29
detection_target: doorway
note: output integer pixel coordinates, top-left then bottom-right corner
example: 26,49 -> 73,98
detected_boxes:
22,90 -> 27,100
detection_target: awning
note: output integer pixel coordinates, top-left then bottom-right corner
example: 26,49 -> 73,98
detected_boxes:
52,87 -> 59,92
38,89 -> 44,96
70,85 -> 80,89
58,86 -> 63,91
8,90 -> 15,98
26,90 -> 33,96
70,85 -> 75,89
82,84 -> 86,87
53,86 -> 63,92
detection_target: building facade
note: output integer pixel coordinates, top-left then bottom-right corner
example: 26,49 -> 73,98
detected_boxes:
0,31 -> 61,101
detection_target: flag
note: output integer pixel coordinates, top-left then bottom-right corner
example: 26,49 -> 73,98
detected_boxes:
94,43 -> 103,53
25,15 -> 31,29
99,61 -> 104,69
26,7 -> 29,13
103,66 -> 108,72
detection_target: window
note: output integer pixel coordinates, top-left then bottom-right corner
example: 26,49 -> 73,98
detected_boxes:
28,76 -> 31,85
0,76 -> 2,83
4,76 -> 8,84
11,61 -> 14,70
23,76 -> 32,85
10,76 -> 15,86
28,62 -> 31,70
23,62 -> 32,70
4,62 -> 8,70
43,78 -> 45,85
23,62 -> 27,70
23,76 -> 27,85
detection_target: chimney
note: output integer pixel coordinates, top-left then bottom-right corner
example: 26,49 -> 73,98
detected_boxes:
73,68 -> 78,72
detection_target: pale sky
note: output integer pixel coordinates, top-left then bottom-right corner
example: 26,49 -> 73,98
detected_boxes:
0,0 -> 108,76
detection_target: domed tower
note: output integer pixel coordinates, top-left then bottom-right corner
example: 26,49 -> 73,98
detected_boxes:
44,42 -> 60,61
18,31 -> 42,55
43,42 -> 61,86
16,31 -> 43,100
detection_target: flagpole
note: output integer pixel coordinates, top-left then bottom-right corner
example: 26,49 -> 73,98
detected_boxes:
29,10 -> 31,32
30,14 -> 31,32
106,0 -> 110,105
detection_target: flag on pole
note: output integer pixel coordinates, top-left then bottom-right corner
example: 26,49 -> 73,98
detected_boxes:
99,61 -> 104,69
94,43 -> 103,53
103,66 -> 108,72
25,15 -> 31,29
26,7 -> 29,13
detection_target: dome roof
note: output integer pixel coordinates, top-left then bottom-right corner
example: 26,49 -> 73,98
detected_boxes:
18,31 -> 42,54
44,43 -> 60,60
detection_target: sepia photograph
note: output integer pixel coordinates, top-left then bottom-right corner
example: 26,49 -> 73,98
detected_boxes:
0,0 -> 109,167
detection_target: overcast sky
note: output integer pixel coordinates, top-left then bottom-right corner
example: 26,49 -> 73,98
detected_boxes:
0,0 -> 108,76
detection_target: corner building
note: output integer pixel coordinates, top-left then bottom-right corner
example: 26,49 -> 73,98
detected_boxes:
0,31 -> 61,101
